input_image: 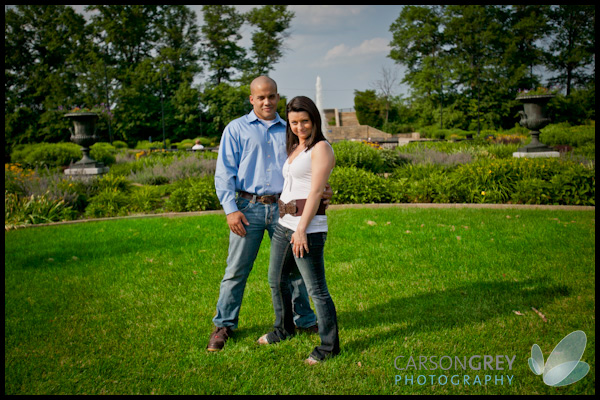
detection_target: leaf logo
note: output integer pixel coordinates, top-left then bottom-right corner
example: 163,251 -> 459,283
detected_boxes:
528,330 -> 590,387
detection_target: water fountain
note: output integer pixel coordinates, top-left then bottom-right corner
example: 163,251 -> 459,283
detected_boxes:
316,76 -> 329,139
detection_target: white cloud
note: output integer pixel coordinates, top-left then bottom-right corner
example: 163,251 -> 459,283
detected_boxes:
290,5 -> 367,27
317,38 -> 390,67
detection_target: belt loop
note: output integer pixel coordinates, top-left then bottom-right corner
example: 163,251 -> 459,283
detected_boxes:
251,194 -> 257,204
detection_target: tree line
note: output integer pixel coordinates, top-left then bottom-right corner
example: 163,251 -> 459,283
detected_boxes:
5,5 -> 293,159
356,5 -> 595,134
5,5 -> 595,161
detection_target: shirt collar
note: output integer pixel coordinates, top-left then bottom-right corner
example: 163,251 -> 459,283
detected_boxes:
247,110 -> 284,126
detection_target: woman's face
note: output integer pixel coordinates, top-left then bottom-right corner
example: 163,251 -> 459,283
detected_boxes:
287,111 -> 313,142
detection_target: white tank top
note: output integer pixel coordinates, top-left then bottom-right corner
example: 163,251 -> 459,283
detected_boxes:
278,142 -> 332,233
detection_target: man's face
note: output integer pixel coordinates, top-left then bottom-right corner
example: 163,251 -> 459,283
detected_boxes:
249,82 -> 280,121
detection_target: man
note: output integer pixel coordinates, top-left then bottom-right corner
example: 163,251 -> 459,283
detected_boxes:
208,76 -> 330,351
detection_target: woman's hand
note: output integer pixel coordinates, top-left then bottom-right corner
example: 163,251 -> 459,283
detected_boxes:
291,229 -> 309,258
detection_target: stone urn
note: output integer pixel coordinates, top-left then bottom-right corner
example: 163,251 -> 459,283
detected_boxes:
516,94 -> 555,153
64,112 -> 108,176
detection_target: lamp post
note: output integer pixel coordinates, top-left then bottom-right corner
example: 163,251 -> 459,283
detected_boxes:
159,65 -> 170,150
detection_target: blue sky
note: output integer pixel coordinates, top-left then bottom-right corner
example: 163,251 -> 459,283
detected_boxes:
245,5 -> 408,110
71,5 -> 408,110
188,5 -> 408,110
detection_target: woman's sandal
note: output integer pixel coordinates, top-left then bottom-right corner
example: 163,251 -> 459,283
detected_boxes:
257,334 -> 270,345
304,356 -> 320,365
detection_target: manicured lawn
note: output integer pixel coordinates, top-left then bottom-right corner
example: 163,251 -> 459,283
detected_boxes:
5,206 -> 595,394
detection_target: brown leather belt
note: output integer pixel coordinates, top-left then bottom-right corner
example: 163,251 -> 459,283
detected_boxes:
238,191 -> 280,205
278,199 -> 326,218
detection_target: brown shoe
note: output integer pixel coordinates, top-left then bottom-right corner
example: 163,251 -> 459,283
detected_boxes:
295,324 -> 318,334
207,326 -> 233,351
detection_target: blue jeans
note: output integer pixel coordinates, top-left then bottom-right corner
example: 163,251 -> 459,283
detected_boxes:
212,196 -> 316,330
267,223 -> 340,361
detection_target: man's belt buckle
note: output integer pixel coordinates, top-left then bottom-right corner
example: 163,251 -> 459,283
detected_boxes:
257,195 -> 277,205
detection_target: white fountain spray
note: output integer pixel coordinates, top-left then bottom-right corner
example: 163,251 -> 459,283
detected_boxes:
315,76 -> 328,139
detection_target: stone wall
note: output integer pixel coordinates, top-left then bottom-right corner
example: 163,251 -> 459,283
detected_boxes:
322,108 -> 421,144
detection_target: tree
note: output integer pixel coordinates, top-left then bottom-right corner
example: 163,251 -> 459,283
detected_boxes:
354,90 -> 383,128
5,5 -> 88,156
86,5 -> 203,144
505,5 -> 550,91
370,66 -> 399,125
243,5 -> 295,80
545,5 -> 595,95
200,83 -> 250,136
200,5 -> 246,85
388,5 -> 450,128
87,5 -> 160,70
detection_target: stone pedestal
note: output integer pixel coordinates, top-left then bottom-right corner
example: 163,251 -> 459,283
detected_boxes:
513,151 -> 560,158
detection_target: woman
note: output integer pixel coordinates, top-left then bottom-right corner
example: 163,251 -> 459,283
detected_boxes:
257,96 -> 339,364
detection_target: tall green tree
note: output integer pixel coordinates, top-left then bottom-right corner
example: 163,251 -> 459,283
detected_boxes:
87,5 -> 202,144
354,90 -> 384,128
200,5 -> 246,85
444,5 -> 507,130
5,5 -> 88,156
243,5 -> 295,80
388,5 -> 450,127
505,5 -> 550,91
545,5 -> 595,95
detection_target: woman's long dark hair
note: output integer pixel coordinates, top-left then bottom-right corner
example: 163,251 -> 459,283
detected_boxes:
285,96 -> 327,156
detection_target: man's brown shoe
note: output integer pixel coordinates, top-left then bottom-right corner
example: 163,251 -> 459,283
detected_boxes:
207,326 -> 233,351
295,324 -> 318,334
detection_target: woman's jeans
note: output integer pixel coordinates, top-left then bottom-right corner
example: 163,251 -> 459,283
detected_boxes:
212,196 -> 316,330
268,223 -> 340,361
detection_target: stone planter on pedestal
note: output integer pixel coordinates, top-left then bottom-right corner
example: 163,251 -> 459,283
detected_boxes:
513,95 -> 559,158
64,112 -> 109,177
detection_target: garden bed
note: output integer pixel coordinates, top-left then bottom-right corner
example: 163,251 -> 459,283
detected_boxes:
5,123 -> 595,230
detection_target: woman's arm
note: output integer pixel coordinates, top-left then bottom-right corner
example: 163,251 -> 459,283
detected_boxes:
291,141 -> 335,258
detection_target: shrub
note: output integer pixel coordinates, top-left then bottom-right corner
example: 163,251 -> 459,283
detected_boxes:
545,122 -> 595,145
5,163 -> 35,195
398,148 -> 473,166
90,142 -> 117,166
166,176 -> 220,212
128,185 -> 165,213
128,154 -> 216,185
512,178 -> 552,204
391,163 -> 449,180
11,142 -> 82,168
112,140 -> 128,149
549,167 -> 595,206
329,167 -> 390,204
85,188 -> 130,218
135,140 -> 171,150
331,141 -> 385,173
5,190 -> 76,228
405,174 -> 448,203
93,174 -> 131,195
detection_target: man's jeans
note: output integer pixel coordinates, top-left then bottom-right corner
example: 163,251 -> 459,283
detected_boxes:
213,196 -> 316,330
267,223 -> 340,361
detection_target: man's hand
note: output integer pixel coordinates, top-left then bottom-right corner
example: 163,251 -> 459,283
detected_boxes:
322,183 -> 333,207
227,211 -> 250,237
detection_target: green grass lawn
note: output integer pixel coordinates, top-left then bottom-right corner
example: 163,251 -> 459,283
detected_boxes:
5,206 -> 595,395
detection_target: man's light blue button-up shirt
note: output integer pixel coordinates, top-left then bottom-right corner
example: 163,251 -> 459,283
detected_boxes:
215,110 -> 288,215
